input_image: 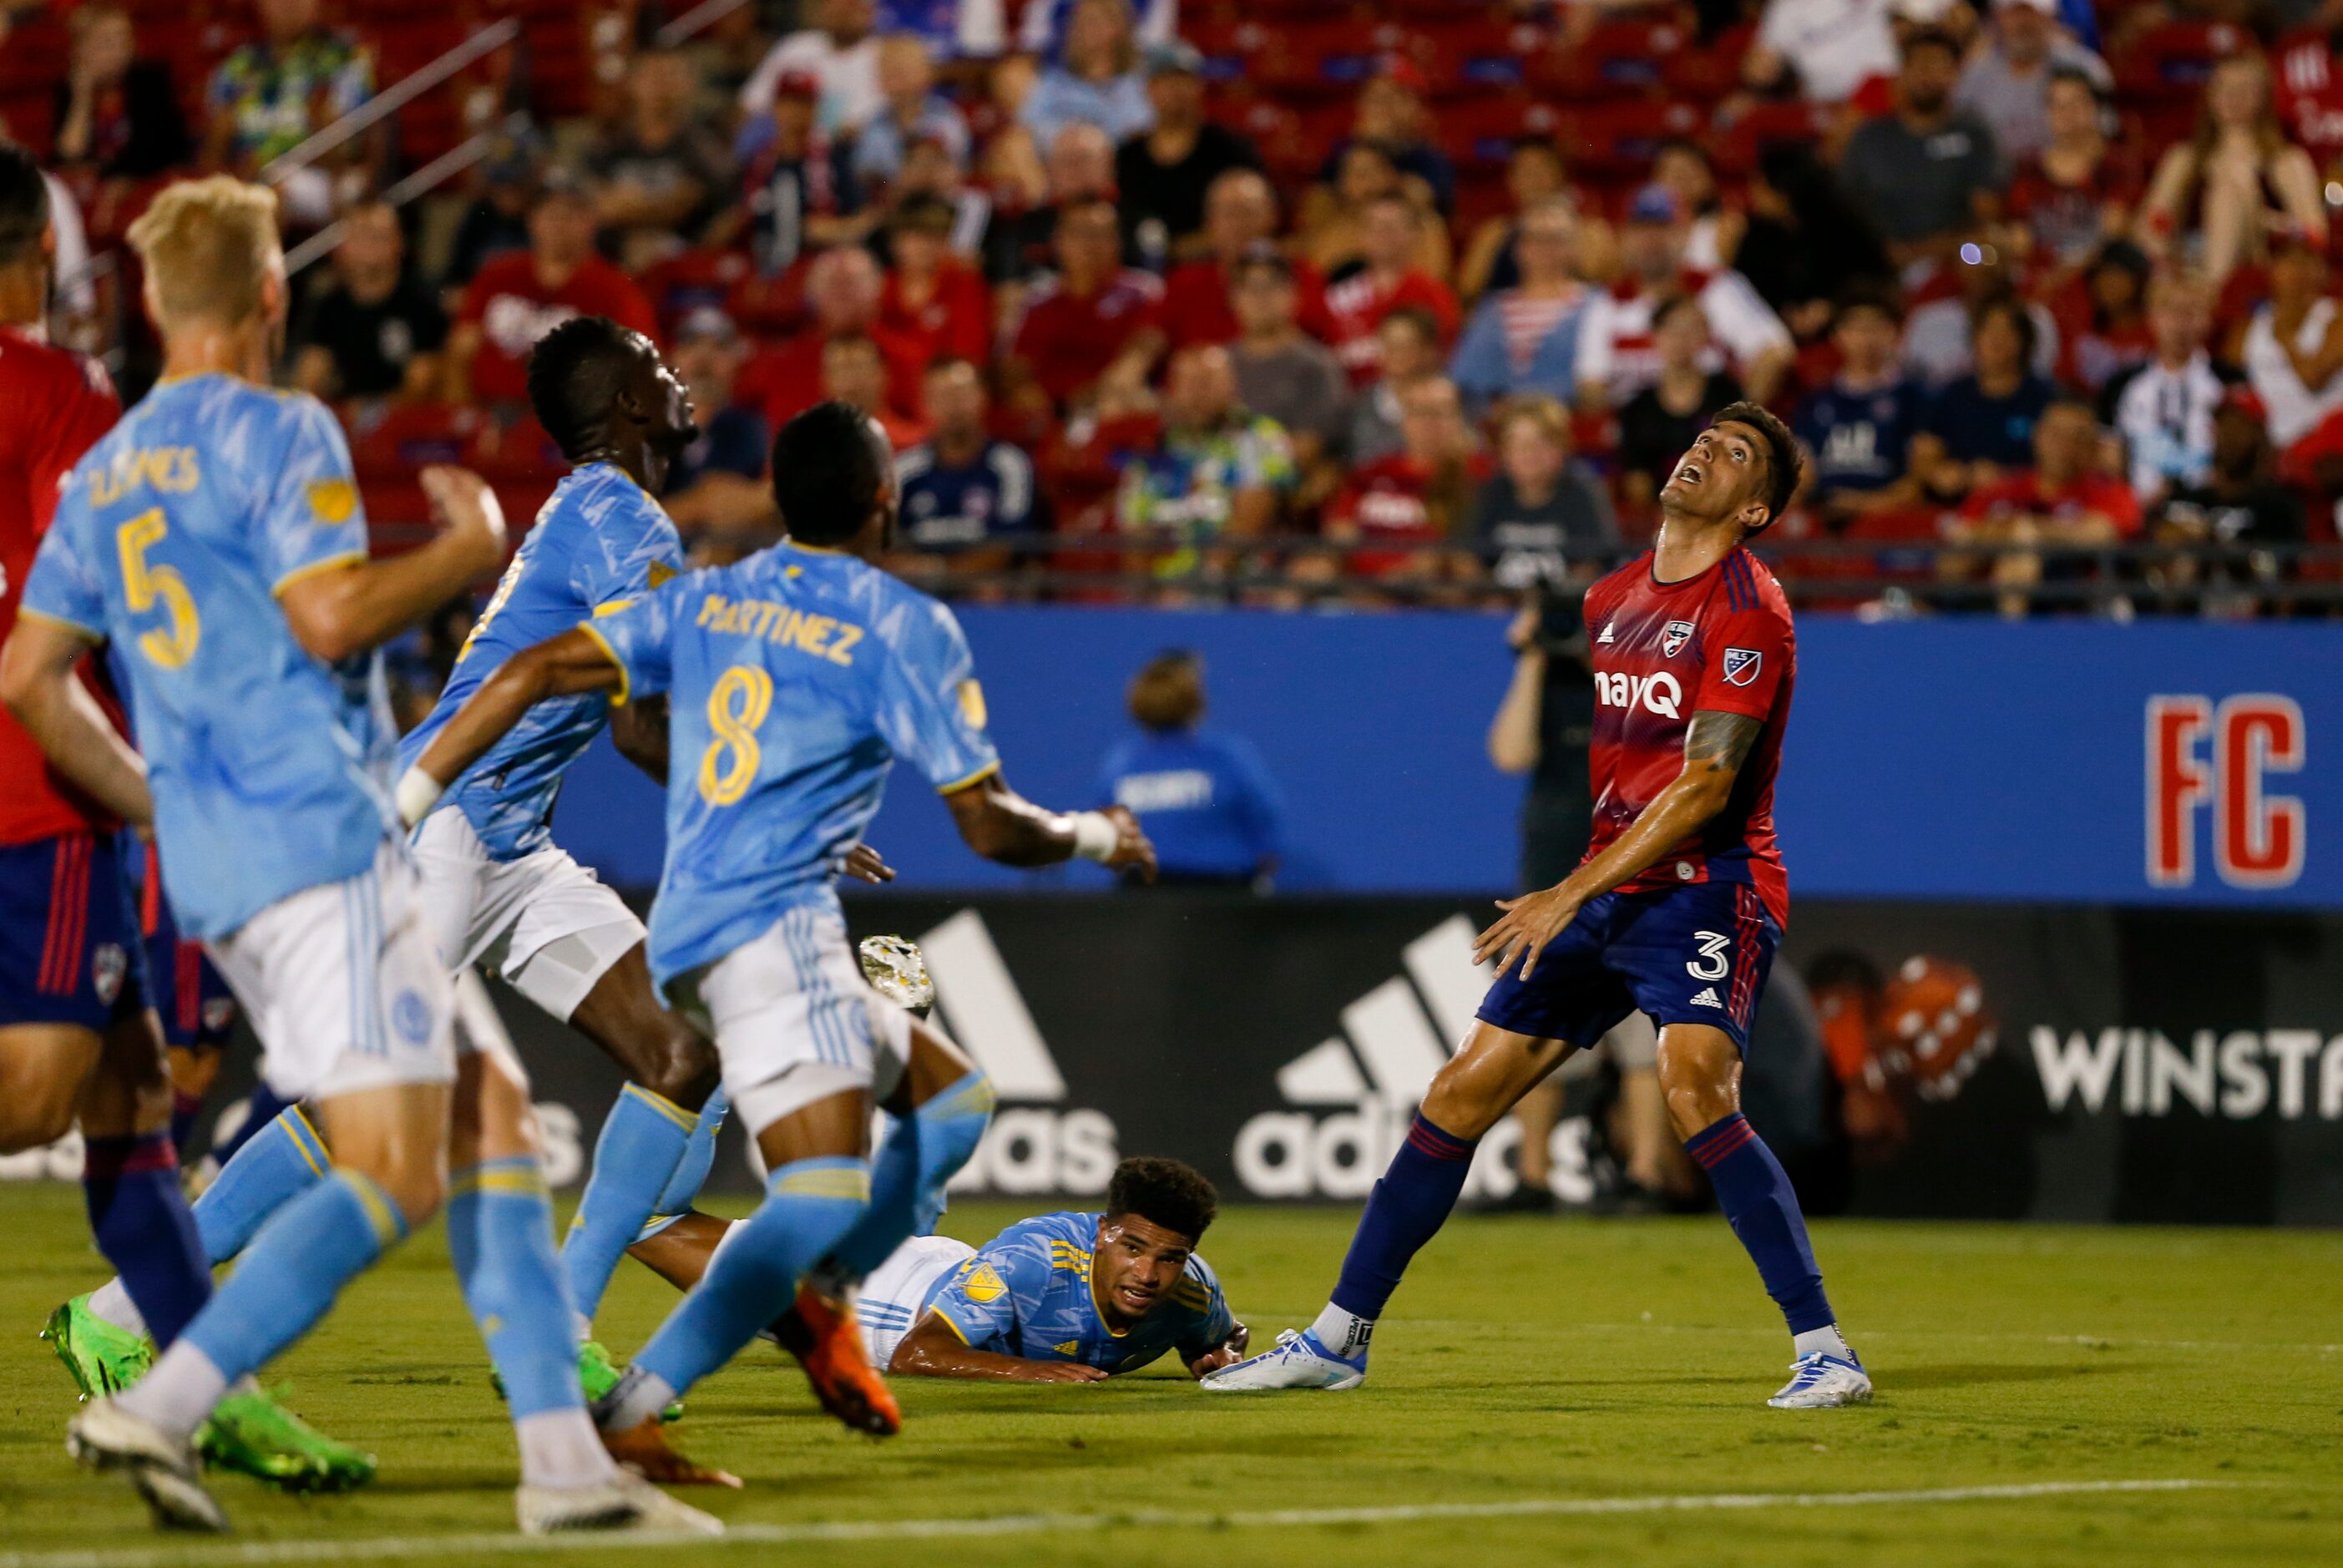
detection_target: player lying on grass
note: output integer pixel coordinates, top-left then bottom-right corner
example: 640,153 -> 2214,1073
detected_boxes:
393,400 -> 1156,1479
628,1155 -> 1247,1383
1,175 -> 716,1535
1203,404 -> 1871,1410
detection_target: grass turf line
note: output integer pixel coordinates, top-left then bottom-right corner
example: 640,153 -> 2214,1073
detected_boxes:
0,1189 -> 2336,1566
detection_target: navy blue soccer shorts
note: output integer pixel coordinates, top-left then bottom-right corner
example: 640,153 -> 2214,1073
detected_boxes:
0,831 -> 149,1032
1476,881 -> 1779,1055
145,895 -> 237,1051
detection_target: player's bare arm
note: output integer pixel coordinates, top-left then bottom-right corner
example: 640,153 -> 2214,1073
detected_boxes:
276,467 -> 507,664
402,625 -> 625,819
1185,1322 -> 1252,1378
887,1314 -> 1110,1383
944,771 -> 1157,879
1475,709 -> 1764,981
608,696 -> 670,779
0,617 -> 154,827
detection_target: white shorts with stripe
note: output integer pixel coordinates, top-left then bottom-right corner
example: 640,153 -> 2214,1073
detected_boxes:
856,1234 -> 976,1370
205,842 -> 457,1102
669,903 -> 913,1140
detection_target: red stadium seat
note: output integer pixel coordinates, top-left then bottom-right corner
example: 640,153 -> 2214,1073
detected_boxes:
2108,20 -> 2254,107
635,246 -> 757,337
1554,99 -> 1706,180
1529,18 -> 1695,101
1710,99 -> 1831,176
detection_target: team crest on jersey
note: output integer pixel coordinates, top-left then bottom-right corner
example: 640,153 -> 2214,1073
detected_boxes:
91,944 -> 126,1006
1055,1340 -> 1080,1354
960,1262 -> 1008,1302
1722,648 -> 1763,686
202,996 -> 237,1034
1661,620 -> 1695,657
306,478 -> 357,524
647,561 -> 676,589
1597,622 -> 1616,645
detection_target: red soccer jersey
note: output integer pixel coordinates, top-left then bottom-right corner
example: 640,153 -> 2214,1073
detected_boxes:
1009,269 -> 1165,407
458,253 -> 660,406
1960,471 -> 2143,538
2275,28 -> 2343,164
1321,267 -> 1460,385
0,326 -> 124,846
1328,452 -> 1492,578
878,261 -> 992,371
1581,546 -> 1795,927
734,324 -> 928,435
1159,255 -> 1336,350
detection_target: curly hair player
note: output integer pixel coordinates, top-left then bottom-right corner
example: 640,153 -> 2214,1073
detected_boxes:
1206,404 -> 1872,1410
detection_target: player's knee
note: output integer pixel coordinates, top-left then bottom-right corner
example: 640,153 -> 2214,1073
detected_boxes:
0,1037 -> 93,1151
1655,1044 -> 1739,1140
640,1022 -> 719,1109
1419,1055 -> 1506,1141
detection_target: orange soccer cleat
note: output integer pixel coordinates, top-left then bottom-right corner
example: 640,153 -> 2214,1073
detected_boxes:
772,1282 -> 902,1438
600,1419 -> 741,1490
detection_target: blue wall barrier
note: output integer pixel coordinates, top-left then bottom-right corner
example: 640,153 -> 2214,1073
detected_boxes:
550,610 -> 2343,909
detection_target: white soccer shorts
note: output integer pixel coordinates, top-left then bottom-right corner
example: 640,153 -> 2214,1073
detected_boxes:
856,1234 -> 975,1371
411,806 -> 645,1024
669,904 -> 912,1140
204,843 -> 456,1102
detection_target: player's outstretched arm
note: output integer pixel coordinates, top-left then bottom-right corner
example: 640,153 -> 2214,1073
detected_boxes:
1475,710 -> 1763,981
395,625 -> 625,827
888,1315 -> 1109,1383
944,771 -> 1156,878
276,466 -> 507,665
1184,1321 -> 1250,1379
0,617 -> 154,827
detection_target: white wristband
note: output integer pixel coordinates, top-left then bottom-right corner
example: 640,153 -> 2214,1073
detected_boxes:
394,766 -> 446,831
1069,811 -> 1120,862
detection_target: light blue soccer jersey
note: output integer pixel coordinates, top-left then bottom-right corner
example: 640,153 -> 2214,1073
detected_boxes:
398,463 -> 683,858
918,1211 -> 1234,1374
22,374 -> 396,938
588,541 -> 999,987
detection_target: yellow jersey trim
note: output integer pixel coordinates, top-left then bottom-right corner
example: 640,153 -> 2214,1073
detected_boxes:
271,549 -> 369,599
936,760 -> 1001,797
931,1308 -> 973,1344
620,1082 -> 697,1133
577,621 -> 630,706
14,606 -> 104,643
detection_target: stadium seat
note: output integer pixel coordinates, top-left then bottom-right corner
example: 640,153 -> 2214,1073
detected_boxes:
1554,99 -> 1707,180
1529,18 -> 1694,101
2108,19 -> 2254,107
635,246 -> 757,336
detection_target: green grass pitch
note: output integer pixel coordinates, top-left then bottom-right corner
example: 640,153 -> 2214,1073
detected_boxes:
2,1186 -> 2339,1566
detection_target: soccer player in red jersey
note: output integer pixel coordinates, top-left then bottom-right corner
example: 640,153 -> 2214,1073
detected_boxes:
1206,402 -> 1871,1410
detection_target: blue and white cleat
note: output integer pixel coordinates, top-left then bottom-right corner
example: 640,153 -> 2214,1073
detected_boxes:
1199,1329 -> 1366,1393
1767,1351 -> 1872,1409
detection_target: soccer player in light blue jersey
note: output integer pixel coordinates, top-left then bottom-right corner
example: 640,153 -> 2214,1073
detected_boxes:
0,177 -> 716,1535
398,400 -> 1156,1472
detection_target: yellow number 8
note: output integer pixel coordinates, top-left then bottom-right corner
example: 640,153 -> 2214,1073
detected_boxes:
115,508 -> 201,670
698,664 -> 772,807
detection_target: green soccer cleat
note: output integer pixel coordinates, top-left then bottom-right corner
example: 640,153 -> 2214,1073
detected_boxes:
43,1296 -> 154,1400
499,1342 -> 683,1423
198,1387 -> 377,1495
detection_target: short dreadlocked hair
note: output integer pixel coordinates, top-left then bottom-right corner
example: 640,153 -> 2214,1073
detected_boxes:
1106,1156 -> 1218,1242
1710,399 -> 1801,529
526,315 -> 647,461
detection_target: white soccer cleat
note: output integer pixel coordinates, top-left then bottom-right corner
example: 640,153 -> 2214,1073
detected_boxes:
517,1474 -> 726,1536
66,1398 -> 229,1533
1767,1351 -> 1873,1409
1199,1328 -> 1366,1393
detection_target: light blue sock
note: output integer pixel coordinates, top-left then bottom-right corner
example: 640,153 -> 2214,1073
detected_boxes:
634,1156 -> 870,1399
560,1085 -> 698,1323
633,1086 -> 727,1244
909,1070 -> 995,1237
192,1107 -> 329,1266
182,1170 -> 407,1384
448,1156 -> 586,1418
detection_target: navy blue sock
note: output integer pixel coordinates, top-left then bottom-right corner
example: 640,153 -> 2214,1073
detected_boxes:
1328,1115 -> 1478,1333
83,1133 -> 210,1349
1686,1114 -> 1834,1333
210,1080 -> 296,1168
168,1090 -> 204,1161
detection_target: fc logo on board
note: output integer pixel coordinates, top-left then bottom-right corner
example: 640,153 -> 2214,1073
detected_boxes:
2147,695 -> 2304,890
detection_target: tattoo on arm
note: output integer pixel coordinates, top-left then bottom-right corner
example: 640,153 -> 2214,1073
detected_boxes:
1684,711 -> 1762,774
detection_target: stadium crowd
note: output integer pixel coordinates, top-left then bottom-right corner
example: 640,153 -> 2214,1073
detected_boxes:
4,0 -> 2343,613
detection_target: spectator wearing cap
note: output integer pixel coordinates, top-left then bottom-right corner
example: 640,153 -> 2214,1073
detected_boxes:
1020,0 -> 1153,149
1313,57 -> 1456,218
1226,245 -> 1349,503
2137,52 -> 2330,288
1467,396 -> 1618,590
201,0 -> 374,226
740,71 -> 868,278
824,333 -> 929,450
1910,293 -> 2057,504
1321,192 -> 1461,387
665,309 -> 776,536
1793,288 -> 1929,526
1955,0 -> 2109,163
588,47 -> 736,271
1116,343 -> 1298,570
1744,0 -> 1900,104
2001,68 -> 2140,284
2105,271 -> 2230,507
2238,228 -> 2343,452
982,122 -> 1114,291
1837,28 -> 2007,269
878,194 -> 991,369
1573,182 -> 1793,412
1161,170 -> 1332,350
1115,41 -> 1259,269
1347,305 -> 1448,467
446,171 -> 657,409
736,245 -> 924,432
1448,198 -> 1591,417
1005,195 -> 1167,413
1615,295 -> 1743,517
291,201 -> 446,405
2149,386 -> 2307,615
854,33 -> 971,188
1946,396 -> 2139,618
1325,375 -> 1490,586
896,358 -> 1042,578
1093,650 -> 1285,890
740,0 -> 883,137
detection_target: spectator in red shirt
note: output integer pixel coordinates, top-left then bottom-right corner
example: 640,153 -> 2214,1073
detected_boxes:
2004,68 -> 2139,288
823,333 -> 929,451
447,170 -> 658,409
1005,195 -> 1166,417
735,244 -> 924,432
1324,374 -> 1490,588
878,194 -> 990,370
2272,3 -> 2343,172
1322,191 -> 1460,387
1161,169 -> 1332,351
1947,396 -> 2140,617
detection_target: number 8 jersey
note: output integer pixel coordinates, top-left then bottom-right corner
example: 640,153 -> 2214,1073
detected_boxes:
586,541 -> 1000,990
23,375 -> 397,939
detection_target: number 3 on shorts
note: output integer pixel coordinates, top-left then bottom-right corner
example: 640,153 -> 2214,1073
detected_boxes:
1687,930 -> 1731,982
698,664 -> 773,806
